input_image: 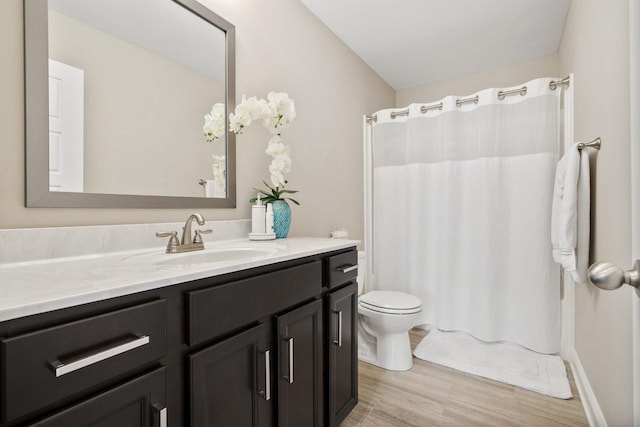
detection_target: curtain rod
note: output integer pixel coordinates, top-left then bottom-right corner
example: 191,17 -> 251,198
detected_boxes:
578,137 -> 601,150
498,86 -> 527,100
366,76 -> 572,124
550,76 -> 570,90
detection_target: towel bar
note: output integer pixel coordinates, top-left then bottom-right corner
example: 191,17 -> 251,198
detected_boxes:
577,137 -> 601,150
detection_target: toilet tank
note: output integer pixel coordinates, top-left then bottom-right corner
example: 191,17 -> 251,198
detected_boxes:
357,251 -> 366,295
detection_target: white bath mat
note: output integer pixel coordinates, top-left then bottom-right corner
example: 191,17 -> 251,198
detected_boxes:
413,330 -> 572,399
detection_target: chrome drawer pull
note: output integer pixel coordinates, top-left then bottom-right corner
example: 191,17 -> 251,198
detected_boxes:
260,350 -> 271,401
339,265 -> 358,274
265,349 -> 272,400
159,406 -> 167,427
153,404 -> 167,427
333,310 -> 343,347
284,337 -> 294,384
51,334 -> 150,377
289,338 -> 294,384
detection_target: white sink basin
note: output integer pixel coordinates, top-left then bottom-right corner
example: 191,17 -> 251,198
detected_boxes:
121,243 -> 284,266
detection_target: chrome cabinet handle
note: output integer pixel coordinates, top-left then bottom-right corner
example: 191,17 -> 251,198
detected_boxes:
51,334 -> 150,377
333,310 -> 343,347
284,337 -> 294,384
260,350 -> 271,401
588,260 -> 640,290
153,404 -> 167,427
289,338 -> 294,384
339,265 -> 358,274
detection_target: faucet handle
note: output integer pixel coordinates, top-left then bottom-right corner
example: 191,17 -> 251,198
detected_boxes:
156,231 -> 179,253
194,229 -> 213,244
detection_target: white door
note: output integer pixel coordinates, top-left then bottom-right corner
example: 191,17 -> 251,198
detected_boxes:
590,2 -> 640,425
587,3 -> 639,425
48,59 -> 84,192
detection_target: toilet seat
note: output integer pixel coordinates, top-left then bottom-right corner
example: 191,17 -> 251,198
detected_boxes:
359,291 -> 422,315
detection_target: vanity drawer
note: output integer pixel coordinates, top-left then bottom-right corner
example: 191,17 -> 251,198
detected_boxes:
327,250 -> 358,289
1,299 -> 166,423
188,261 -> 322,346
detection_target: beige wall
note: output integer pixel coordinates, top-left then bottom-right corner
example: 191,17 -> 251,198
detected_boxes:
0,0 -> 394,240
559,0 -> 633,425
49,11 -> 225,197
396,54 -> 560,106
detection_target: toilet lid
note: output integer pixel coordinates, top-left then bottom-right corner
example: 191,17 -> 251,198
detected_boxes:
359,291 -> 422,314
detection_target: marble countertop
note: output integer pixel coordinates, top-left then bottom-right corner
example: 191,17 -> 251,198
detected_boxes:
0,237 -> 358,322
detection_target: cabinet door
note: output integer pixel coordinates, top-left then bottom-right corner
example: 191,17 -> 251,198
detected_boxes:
327,282 -> 358,426
276,299 -> 323,427
29,367 -> 166,427
189,323 -> 272,427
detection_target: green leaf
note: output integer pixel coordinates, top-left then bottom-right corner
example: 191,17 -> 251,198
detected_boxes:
250,196 -> 276,204
286,197 -> 300,205
278,189 -> 298,194
252,187 -> 272,198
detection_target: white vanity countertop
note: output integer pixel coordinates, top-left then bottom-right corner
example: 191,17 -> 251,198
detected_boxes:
0,237 -> 358,322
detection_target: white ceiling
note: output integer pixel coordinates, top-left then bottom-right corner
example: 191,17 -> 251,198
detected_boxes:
300,0 -> 571,90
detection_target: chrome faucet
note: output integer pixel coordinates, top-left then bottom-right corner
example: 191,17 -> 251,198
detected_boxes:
181,213 -> 206,245
156,213 -> 212,253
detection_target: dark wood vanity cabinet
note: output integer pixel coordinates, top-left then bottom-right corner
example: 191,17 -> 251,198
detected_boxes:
188,297 -> 325,427
325,249 -> 359,427
0,247 -> 358,426
189,324 -> 272,426
327,283 -> 358,427
276,299 -> 324,427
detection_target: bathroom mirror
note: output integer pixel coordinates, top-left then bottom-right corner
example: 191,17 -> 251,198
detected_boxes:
25,0 -> 236,208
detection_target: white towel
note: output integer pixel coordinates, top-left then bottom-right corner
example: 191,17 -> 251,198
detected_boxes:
551,143 -> 591,282
573,150 -> 591,283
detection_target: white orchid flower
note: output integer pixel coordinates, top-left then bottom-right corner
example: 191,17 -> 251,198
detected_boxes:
244,96 -> 270,121
268,134 -> 282,145
222,92 -> 298,196
211,154 -> 226,171
269,161 -> 285,187
263,92 -> 296,134
203,103 -> 226,142
265,140 -> 290,158
229,97 -> 254,134
270,153 -> 291,175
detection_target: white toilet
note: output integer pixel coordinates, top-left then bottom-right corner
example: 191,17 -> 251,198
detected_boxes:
357,253 -> 423,371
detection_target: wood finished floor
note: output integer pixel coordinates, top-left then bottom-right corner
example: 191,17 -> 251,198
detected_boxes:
342,329 -> 589,427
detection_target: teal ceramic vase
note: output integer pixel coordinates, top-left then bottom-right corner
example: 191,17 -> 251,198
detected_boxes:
271,200 -> 291,238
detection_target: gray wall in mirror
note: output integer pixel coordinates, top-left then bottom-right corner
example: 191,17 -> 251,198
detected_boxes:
25,0 -> 236,208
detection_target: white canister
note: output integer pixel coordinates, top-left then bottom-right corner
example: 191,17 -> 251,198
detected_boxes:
251,195 -> 266,234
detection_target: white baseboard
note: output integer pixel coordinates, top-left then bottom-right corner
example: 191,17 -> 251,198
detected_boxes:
569,348 -> 608,427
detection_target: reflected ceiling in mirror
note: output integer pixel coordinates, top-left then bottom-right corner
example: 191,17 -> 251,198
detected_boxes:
25,0 -> 236,208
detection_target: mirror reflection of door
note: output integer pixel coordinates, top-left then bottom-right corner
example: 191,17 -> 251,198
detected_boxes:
48,59 -> 84,192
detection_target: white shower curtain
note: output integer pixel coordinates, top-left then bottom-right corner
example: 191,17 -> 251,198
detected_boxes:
370,78 -> 561,354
